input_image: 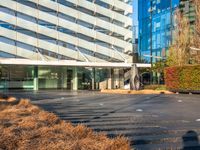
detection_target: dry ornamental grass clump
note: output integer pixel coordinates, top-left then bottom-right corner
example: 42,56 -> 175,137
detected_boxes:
0,95 -> 131,150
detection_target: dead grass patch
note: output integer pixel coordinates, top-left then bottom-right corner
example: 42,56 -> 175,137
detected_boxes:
0,95 -> 131,150
101,89 -> 173,95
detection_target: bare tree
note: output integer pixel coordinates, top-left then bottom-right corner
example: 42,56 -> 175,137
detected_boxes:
167,10 -> 190,66
191,0 -> 200,63
193,0 -> 200,46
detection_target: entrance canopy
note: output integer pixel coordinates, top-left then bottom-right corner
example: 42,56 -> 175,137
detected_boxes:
0,58 -> 151,68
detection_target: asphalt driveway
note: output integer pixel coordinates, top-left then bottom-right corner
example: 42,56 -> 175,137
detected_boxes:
4,90 -> 200,150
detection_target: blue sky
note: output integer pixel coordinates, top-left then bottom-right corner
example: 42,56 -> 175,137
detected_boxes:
132,0 -> 138,38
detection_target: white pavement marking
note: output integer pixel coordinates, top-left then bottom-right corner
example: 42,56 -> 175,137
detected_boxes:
99,103 -> 104,106
136,109 -> 143,112
196,119 -> 200,122
178,100 -> 183,103
181,120 -> 190,123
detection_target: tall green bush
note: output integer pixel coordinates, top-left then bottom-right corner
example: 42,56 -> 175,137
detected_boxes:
164,65 -> 200,91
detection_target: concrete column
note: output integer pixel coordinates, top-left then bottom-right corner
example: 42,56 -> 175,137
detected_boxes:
72,67 -> 78,90
62,67 -> 67,89
57,67 -> 62,89
119,69 -> 125,89
33,66 -> 38,91
92,68 -> 96,90
113,69 -> 120,89
107,68 -> 113,89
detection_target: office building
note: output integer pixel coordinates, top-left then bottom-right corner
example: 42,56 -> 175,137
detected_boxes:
0,0 -> 134,90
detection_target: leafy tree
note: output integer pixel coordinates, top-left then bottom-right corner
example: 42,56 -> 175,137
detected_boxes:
151,60 -> 166,84
151,60 -> 166,73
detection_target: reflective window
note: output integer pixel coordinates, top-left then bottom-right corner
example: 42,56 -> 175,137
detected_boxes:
138,0 -> 180,62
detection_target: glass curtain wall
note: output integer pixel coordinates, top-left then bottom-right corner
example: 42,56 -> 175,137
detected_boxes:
138,0 -> 180,63
0,66 -> 124,90
0,65 -> 34,89
77,68 -> 125,90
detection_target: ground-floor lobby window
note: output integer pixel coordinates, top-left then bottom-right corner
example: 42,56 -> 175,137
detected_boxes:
0,65 -> 125,90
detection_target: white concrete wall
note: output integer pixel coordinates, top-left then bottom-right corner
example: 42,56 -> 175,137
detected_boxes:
0,0 -> 133,63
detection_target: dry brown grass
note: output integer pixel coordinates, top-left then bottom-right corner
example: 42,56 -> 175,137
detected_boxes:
0,95 -> 131,150
101,89 -> 173,95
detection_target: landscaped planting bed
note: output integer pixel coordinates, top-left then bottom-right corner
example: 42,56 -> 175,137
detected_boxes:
0,95 -> 130,150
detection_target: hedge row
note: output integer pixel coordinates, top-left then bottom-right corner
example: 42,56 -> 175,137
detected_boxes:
164,65 -> 200,91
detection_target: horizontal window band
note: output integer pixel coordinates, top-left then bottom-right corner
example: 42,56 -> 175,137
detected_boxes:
0,28 -> 126,62
17,0 -> 132,34
0,11 -> 130,61
65,0 -> 132,25
0,1 -> 132,50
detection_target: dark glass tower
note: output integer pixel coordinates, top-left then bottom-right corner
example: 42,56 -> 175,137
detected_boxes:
138,0 -> 180,63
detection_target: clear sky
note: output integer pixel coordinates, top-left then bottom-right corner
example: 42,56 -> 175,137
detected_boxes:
132,0 -> 138,38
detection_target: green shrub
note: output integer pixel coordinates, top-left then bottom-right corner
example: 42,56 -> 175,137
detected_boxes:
164,65 -> 200,91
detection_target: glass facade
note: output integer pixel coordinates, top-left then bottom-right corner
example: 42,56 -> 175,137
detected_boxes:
138,0 -> 180,62
0,65 -> 125,90
0,65 -> 34,89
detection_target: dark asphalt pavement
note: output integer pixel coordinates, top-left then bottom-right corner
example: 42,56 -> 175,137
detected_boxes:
4,90 -> 200,150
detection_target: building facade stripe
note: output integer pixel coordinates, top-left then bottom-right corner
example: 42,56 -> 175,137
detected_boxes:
27,0 -> 132,39
0,26 -> 110,62
0,11 -> 129,61
65,0 -> 132,26
95,0 -> 132,14
0,41 -> 55,60
1,0 -> 132,52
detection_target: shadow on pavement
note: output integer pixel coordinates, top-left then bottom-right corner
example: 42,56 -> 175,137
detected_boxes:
182,130 -> 200,150
132,139 -> 150,150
